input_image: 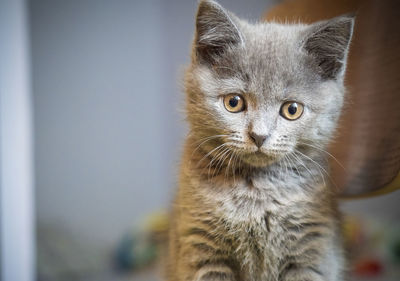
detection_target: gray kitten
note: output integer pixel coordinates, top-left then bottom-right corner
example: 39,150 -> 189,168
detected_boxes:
166,1 -> 354,280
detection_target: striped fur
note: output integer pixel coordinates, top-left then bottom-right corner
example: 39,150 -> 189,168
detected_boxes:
166,141 -> 345,281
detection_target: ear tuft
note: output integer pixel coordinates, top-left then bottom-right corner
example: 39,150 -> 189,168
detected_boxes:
195,0 -> 243,64
303,15 -> 355,80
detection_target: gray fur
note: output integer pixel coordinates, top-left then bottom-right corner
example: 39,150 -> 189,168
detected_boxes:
166,1 -> 354,281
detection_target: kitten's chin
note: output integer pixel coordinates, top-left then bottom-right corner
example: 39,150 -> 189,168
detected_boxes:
241,151 -> 279,168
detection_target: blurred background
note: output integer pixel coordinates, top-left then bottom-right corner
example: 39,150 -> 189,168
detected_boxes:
1,0 -> 399,281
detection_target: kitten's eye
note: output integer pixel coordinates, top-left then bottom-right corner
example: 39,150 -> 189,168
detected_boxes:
223,94 -> 245,113
280,101 -> 304,120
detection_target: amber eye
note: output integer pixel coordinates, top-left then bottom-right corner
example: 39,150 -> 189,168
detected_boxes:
280,101 -> 304,120
223,94 -> 245,113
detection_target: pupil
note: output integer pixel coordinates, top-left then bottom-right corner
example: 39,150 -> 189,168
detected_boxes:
288,103 -> 297,115
229,97 -> 239,107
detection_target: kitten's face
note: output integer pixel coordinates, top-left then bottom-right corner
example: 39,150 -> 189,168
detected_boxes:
186,0 -> 354,168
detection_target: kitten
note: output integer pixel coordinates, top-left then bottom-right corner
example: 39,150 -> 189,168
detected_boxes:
166,1 -> 354,280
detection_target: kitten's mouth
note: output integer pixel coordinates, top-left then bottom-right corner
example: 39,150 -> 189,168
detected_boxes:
240,150 -> 280,167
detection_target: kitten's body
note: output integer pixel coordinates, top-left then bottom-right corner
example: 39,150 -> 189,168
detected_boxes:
167,1 -> 354,280
168,140 -> 343,281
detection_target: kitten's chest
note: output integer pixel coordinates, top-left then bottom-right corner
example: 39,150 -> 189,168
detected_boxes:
227,210 -> 292,281
209,174 -> 302,223
204,177 -> 304,280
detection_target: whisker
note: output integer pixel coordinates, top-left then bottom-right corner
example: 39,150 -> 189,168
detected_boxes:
193,134 -> 229,145
295,150 -> 329,176
208,146 -> 231,179
286,153 -> 301,176
297,141 -> 346,171
225,150 -> 235,179
282,154 -> 290,176
293,150 -> 341,189
196,143 -> 229,167
231,150 -> 241,184
291,151 -> 322,185
191,134 -> 229,157
214,148 -> 233,181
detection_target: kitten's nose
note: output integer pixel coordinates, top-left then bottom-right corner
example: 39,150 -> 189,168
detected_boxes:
249,132 -> 267,148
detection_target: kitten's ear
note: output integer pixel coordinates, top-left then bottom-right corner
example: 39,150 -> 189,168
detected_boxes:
194,0 -> 244,64
303,15 -> 355,80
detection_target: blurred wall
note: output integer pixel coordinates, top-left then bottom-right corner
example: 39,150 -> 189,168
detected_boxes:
1,0 -> 35,280
30,0 -> 275,252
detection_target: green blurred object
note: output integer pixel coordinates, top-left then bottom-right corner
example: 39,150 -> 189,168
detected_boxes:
115,211 -> 169,271
389,232 -> 400,263
115,232 -> 157,270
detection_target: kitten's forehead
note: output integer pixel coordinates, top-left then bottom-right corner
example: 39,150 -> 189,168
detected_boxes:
241,22 -> 306,54
247,24 -> 308,69
223,21 -> 315,100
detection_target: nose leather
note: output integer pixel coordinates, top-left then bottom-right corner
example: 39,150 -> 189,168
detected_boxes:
249,132 -> 267,148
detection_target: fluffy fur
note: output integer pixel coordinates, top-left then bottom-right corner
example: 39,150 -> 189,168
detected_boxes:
166,1 -> 354,280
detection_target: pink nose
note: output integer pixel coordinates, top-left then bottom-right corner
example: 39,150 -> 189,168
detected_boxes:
249,132 -> 267,148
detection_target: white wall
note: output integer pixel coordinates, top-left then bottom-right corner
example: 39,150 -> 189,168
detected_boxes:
0,0 -> 35,280
31,0 -> 166,248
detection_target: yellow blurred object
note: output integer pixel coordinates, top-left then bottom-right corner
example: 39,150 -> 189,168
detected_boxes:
342,216 -> 363,245
340,173 -> 400,200
145,211 -> 169,234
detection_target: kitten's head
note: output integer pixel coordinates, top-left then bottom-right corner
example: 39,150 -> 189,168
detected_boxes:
185,0 -> 354,168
